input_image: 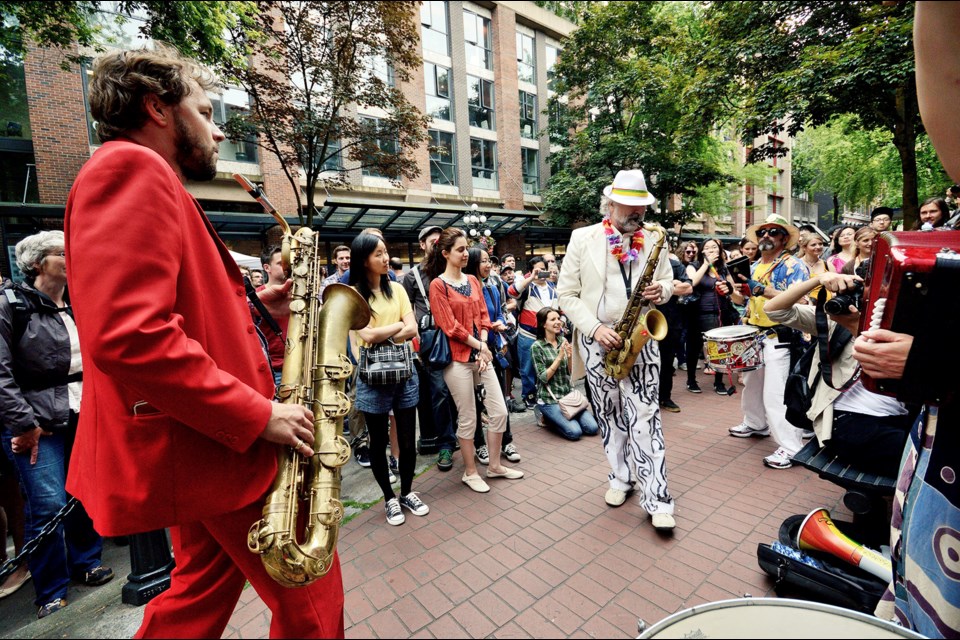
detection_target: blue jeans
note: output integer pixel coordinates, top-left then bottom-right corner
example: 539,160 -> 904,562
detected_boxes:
2,429 -> 103,606
429,367 -> 457,451
517,333 -> 537,400
540,403 -> 599,441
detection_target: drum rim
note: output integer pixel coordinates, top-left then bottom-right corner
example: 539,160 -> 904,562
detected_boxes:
703,326 -> 759,339
637,597 -> 925,639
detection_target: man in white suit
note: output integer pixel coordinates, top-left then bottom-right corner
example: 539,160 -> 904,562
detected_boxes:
557,170 -> 677,531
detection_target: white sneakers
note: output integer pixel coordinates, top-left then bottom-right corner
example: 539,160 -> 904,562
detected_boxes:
728,423 -> 771,438
763,447 -> 794,470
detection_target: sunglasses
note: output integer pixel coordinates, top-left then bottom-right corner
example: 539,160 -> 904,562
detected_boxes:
684,249 -> 697,254
756,228 -> 785,238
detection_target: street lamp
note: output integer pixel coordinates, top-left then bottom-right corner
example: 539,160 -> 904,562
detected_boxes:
462,203 -> 495,253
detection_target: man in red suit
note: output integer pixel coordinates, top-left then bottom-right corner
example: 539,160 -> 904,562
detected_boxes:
63,47 -> 344,638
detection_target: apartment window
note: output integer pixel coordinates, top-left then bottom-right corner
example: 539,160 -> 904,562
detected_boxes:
519,91 -> 537,139
365,54 -> 395,87
420,1 -> 449,56
546,45 -> 559,92
522,148 -> 539,195
470,138 -> 497,190
429,129 -> 456,186
516,32 -> 536,84
210,89 -> 258,163
463,10 -> 493,70
361,117 -> 398,178
467,76 -> 495,130
320,135 -> 342,172
424,63 -> 452,121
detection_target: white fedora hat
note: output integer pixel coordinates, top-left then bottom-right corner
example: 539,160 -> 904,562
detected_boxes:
603,170 -> 656,207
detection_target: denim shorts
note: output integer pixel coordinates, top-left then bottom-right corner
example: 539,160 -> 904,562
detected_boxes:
355,369 -> 419,414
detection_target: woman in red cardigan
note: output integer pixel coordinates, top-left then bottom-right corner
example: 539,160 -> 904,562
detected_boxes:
426,229 -> 523,492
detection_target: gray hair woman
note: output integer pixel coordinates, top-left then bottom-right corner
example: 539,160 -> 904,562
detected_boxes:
1,230 -> 112,619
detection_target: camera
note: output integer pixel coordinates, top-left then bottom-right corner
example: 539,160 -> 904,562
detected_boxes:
824,281 -> 864,316
537,270 -> 551,279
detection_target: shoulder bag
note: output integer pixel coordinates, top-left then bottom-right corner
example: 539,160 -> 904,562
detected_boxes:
358,338 -> 414,385
415,271 -> 452,370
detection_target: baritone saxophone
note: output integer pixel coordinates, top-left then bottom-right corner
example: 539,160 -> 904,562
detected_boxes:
234,175 -> 371,587
603,223 -> 668,380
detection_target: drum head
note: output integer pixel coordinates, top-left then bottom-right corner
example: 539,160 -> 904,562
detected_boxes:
703,325 -> 758,340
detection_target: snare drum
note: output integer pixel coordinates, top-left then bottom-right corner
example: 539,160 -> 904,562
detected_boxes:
638,597 -> 924,638
702,326 -> 764,373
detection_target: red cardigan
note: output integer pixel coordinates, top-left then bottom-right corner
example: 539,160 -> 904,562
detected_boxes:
429,275 -> 491,363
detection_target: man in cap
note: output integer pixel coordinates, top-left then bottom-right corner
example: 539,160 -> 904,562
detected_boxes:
727,214 -> 809,469
870,207 -> 894,233
557,169 -> 677,531
402,225 -> 458,470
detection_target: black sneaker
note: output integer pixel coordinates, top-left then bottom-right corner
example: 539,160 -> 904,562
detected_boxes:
686,382 -> 702,394
660,399 -> 681,413
714,384 -> 734,396
509,398 -> 527,413
81,566 -> 114,586
389,455 -> 399,475
37,598 -> 67,619
399,492 -> 429,516
355,445 -> 371,468
437,449 -> 453,471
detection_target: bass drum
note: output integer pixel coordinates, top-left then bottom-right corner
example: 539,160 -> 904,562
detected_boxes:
637,598 -> 923,639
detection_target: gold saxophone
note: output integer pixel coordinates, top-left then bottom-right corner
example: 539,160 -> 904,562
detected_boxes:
234,175 -> 370,587
603,223 -> 669,380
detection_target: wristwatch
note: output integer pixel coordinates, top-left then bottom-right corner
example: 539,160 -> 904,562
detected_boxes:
752,283 -> 765,297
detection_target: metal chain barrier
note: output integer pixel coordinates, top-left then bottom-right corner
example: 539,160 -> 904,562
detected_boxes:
0,497 -> 78,584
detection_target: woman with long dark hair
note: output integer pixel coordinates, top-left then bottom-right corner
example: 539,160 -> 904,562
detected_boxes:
826,225 -> 856,272
914,196 -> 950,229
348,233 -> 427,526
425,229 -> 522,493
531,308 -> 599,440
685,238 -> 738,395
463,247 -> 521,465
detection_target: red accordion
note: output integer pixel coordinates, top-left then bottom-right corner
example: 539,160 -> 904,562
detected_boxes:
859,230 -> 960,403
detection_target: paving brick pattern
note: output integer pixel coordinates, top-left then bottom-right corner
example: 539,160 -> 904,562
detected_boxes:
222,369 -> 848,638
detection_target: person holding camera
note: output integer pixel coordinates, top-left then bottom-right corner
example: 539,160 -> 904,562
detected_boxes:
508,256 -> 559,410
684,238 -> 740,395
764,270 -> 910,476
727,214 -> 809,469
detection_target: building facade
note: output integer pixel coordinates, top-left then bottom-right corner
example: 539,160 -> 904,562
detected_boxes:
0,1 -> 575,277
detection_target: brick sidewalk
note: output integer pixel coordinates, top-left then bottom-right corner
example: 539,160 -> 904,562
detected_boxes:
222,368 -> 848,638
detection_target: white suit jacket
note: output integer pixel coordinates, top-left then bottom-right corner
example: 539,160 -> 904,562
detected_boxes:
557,222 -> 674,380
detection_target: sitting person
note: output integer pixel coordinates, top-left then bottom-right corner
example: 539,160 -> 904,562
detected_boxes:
530,308 -> 599,441
764,270 -> 911,477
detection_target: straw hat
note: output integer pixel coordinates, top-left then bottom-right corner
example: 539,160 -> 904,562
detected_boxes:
745,214 -> 800,250
602,170 -> 656,207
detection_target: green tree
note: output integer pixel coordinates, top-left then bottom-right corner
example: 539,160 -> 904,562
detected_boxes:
543,2 -> 730,228
691,1 -> 921,227
220,1 -> 428,227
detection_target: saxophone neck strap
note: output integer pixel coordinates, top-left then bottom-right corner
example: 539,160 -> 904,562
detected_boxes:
618,261 -> 634,299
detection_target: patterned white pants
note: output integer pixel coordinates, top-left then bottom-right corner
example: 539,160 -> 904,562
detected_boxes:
579,333 -> 674,515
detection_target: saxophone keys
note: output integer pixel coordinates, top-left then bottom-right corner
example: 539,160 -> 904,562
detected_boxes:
317,435 -> 351,469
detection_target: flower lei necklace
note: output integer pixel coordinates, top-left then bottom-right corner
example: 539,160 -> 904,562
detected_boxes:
602,216 -> 645,263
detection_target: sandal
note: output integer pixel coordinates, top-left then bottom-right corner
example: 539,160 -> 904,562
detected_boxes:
486,467 -> 524,480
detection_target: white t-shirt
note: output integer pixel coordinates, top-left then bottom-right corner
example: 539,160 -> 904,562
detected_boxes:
834,379 -> 907,417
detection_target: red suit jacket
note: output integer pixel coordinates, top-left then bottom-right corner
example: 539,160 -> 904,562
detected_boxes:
64,140 -> 277,536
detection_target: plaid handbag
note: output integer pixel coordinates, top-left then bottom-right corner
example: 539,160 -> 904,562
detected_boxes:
358,339 -> 414,385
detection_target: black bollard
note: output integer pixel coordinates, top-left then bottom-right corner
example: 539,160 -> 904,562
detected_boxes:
121,529 -> 175,606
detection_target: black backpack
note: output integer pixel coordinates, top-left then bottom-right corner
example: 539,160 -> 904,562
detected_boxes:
783,293 -> 856,430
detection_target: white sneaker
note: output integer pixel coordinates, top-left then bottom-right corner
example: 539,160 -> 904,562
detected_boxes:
651,513 -> 676,531
763,447 -> 793,470
384,498 -> 405,525
605,488 -> 628,507
728,423 -> 770,438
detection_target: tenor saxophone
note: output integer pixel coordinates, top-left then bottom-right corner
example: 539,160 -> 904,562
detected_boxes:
603,223 -> 669,380
234,175 -> 370,587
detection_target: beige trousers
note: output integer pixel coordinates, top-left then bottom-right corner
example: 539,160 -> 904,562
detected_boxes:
443,361 -> 507,440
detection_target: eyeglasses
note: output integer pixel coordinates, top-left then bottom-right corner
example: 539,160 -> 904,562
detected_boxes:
756,228 -> 785,238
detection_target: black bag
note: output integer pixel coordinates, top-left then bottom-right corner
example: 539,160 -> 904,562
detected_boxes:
419,328 -> 451,370
783,291 -> 854,430
358,339 -> 414,385
756,515 -> 887,614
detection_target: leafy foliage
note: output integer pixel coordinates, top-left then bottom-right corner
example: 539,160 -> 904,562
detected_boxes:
690,1 -> 921,226
220,1 -> 429,226
543,2 -> 731,228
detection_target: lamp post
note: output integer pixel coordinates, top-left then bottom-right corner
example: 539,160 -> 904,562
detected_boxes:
462,203 -> 495,254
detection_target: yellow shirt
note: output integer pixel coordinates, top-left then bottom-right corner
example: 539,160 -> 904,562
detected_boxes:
746,261 -> 777,327
354,281 -> 413,348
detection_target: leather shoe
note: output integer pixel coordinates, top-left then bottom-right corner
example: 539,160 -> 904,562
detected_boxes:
651,513 -> 676,531
0,570 -> 31,599
604,488 -> 628,507
486,467 -> 524,480
461,473 -> 490,493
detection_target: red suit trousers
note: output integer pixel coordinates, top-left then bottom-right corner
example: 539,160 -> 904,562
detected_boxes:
135,501 -> 345,639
